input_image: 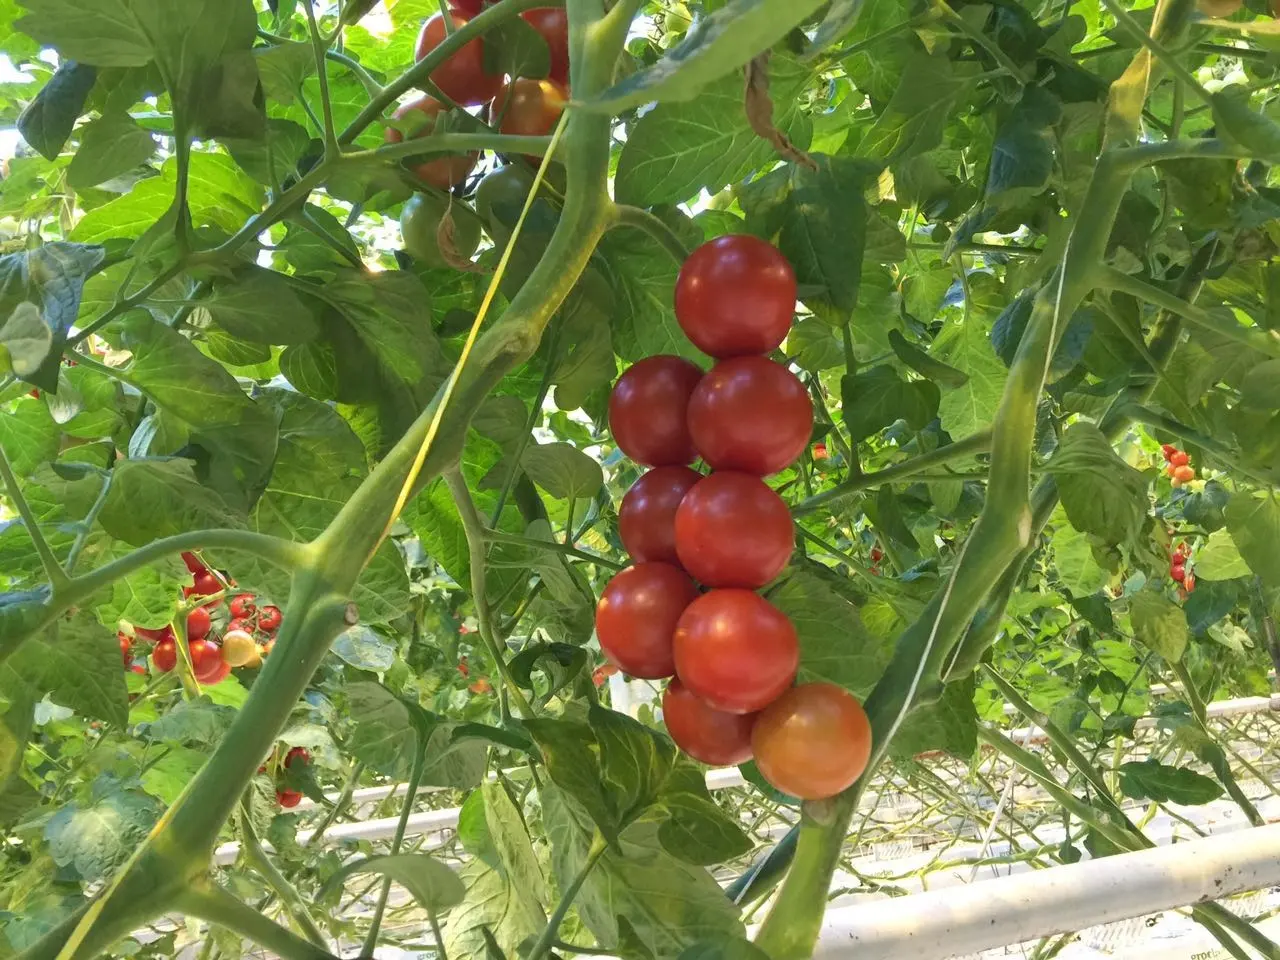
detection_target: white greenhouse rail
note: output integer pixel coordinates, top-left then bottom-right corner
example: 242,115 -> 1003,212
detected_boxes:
807,822 -> 1280,960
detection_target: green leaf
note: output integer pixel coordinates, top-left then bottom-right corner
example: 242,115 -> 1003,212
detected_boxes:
16,60 -> 97,159
332,625 -> 396,672
482,15 -> 550,79
582,0 -> 825,114
656,761 -> 752,865
678,939 -> 773,960
1,609 -> 129,724
0,242 -> 105,391
599,232 -> 703,364
769,567 -> 892,698
17,2 -> 154,66
1212,88 -> 1280,160
0,689 -> 33,789
542,786 -> 746,956
322,269 -> 445,384
137,696 -> 236,745
520,442 -> 603,502
1051,516 -> 1108,596
344,681 -> 419,778
1128,590 -> 1188,663
615,51 -> 811,207
1184,579 -> 1238,636
445,860 -> 545,959
482,780 -> 549,903
65,112 -> 156,189
326,853 -> 465,913
891,674 -> 977,759
1226,493 -> 1280,588
1045,423 -> 1148,545
888,329 -> 969,389
0,399 -> 60,477
932,303 -> 1009,437
1118,758 -> 1223,805
44,788 -> 161,882
1239,358 -> 1280,410
508,642 -> 587,702
841,365 -> 936,441
1193,529 -> 1250,581
255,41 -> 316,105
855,51 -> 968,162
99,459 -> 243,546
523,716 -> 620,844
205,268 -> 321,345
94,547 -> 186,630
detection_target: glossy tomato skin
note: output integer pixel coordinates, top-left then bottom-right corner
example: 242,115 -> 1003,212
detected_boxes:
401,192 -> 483,267
186,606 -> 212,642
752,683 -> 872,800
190,570 -> 220,597
674,471 -> 793,588
202,659 -> 232,685
386,97 -> 478,190
134,624 -> 174,643
521,8 -> 570,84
673,589 -> 798,713
595,563 -> 699,679
687,356 -> 812,476
229,594 -> 256,619
674,235 -> 797,358
662,679 -> 757,766
415,11 -> 503,106
609,356 -> 703,467
152,640 -> 177,673
619,465 -> 702,564
493,78 -> 566,137
181,551 -> 206,574
259,605 -> 283,632
190,639 -> 224,683
277,789 -> 303,808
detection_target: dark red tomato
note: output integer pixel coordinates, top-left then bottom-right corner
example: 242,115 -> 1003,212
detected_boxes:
259,605 -> 283,632
595,563 -> 699,679
609,356 -> 703,467
181,551 -> 206,574
190,639 -> 224,682
285,746 -> 311,768
1171,563 -> 1186,582
674,235 -> 797,358
451,0 -> 485,12
493,78 -> 566,137
752,682 -> 872,800
152,640 -> 177,673
673,589 -> 798,713
229,594 -> 256,619
521,8 -> 570,84
227,618 -> 255,635
277,789 -> 303,808
674,472 -> 793,588
190,570 -> 220,597
662,679 -> 757,766
130,664 -> 146,675
119,632 -> 131,666
134,624 -> 174,643
385,97 -> 478,189
619,465 -> 702,564
202,659 -> 232,685
415,11 -> 503,107
687,356 -> 813,476
186,606 -> 212,642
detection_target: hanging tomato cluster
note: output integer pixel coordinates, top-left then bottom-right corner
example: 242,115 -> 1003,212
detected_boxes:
1162,443 -> 1195,486
118,553 -> 281,685
1170,541 -> 1196,596
598,235 -> 873,801
385,5 -> 568,191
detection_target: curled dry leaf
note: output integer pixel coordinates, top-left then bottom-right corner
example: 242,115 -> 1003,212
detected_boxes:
744,52 -> 816,171
436,196 -> 490,274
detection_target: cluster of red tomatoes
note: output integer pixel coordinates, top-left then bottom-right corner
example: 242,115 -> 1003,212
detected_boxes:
385,3 -> 568,191
117,553 -> 281,685
1169,540 -> 1196,596
273,746 -> 312,809
1162,443 -> 1195,487
597,235 -> 873,801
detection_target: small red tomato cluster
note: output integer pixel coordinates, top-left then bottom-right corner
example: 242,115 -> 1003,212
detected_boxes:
120,553 -> 281,684
1161,443 -> 1195,486
1170,541 -> 1196,595
385,4 -> 569,190
600,235 -> 873,801
275,746 -> 312,808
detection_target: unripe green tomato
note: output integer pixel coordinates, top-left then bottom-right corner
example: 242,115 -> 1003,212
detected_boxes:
400,192 -> 482,269
664,2 -> 692,35
474,164 -> 564,246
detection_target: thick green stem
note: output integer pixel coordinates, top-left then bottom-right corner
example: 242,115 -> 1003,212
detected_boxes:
176,880 -> 338,960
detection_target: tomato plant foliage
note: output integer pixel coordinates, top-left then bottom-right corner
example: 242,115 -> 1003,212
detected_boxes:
2,0 -> 1280,958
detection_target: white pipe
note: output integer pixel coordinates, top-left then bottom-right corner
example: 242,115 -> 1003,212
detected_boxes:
1008,695 -> 1279,742
810,823 -> 1280,959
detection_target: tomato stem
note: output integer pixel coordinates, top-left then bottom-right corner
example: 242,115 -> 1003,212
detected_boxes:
176,880 -> 339,960
0,444 -> 70,590
527,832 -> 608,960
302,0 -> 339,155
360,744 -> 427,954
237,797 -> 329,946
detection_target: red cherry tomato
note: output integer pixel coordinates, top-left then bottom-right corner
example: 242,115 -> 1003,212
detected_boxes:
609,356 -> 704,467
229,594 -> 256,619
812,442 -> 828,460
190,639 -> 224,682
1160,443 -> 1178,460
662,679 -> 757,766
415,11 -> 502,107
674,472 -> 794,589
673,589 -> 798,713
687,356 -> 813,476
596,563 -> 699,679
258,605 -> 283,632
752,683 -> 872,800
520,8 -> 570,84
190,571 -> 220,597
152,640 -> 177,673
870,546 -> 884,563
186,606 -> 212,642
1171,563 -> 1186,582
674,235 -> 797,358
202,659 -> 232,685
385,97 -> 479,190
493,78 -> 566,137
285,746 -> 311,768
119,632 -> 131,666
226,618 -> 255,635
134,624 -> 174,643
619,466 -> 702,564
1170,450 -> 1190,467
130,663 -> 147,675
469,677 -> 493,694
277,789 -> 303,808
593,663 -> 619,687
1166,464 -> 1178,478
181,551 -> 206,574
1173,464 -> 1195,483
